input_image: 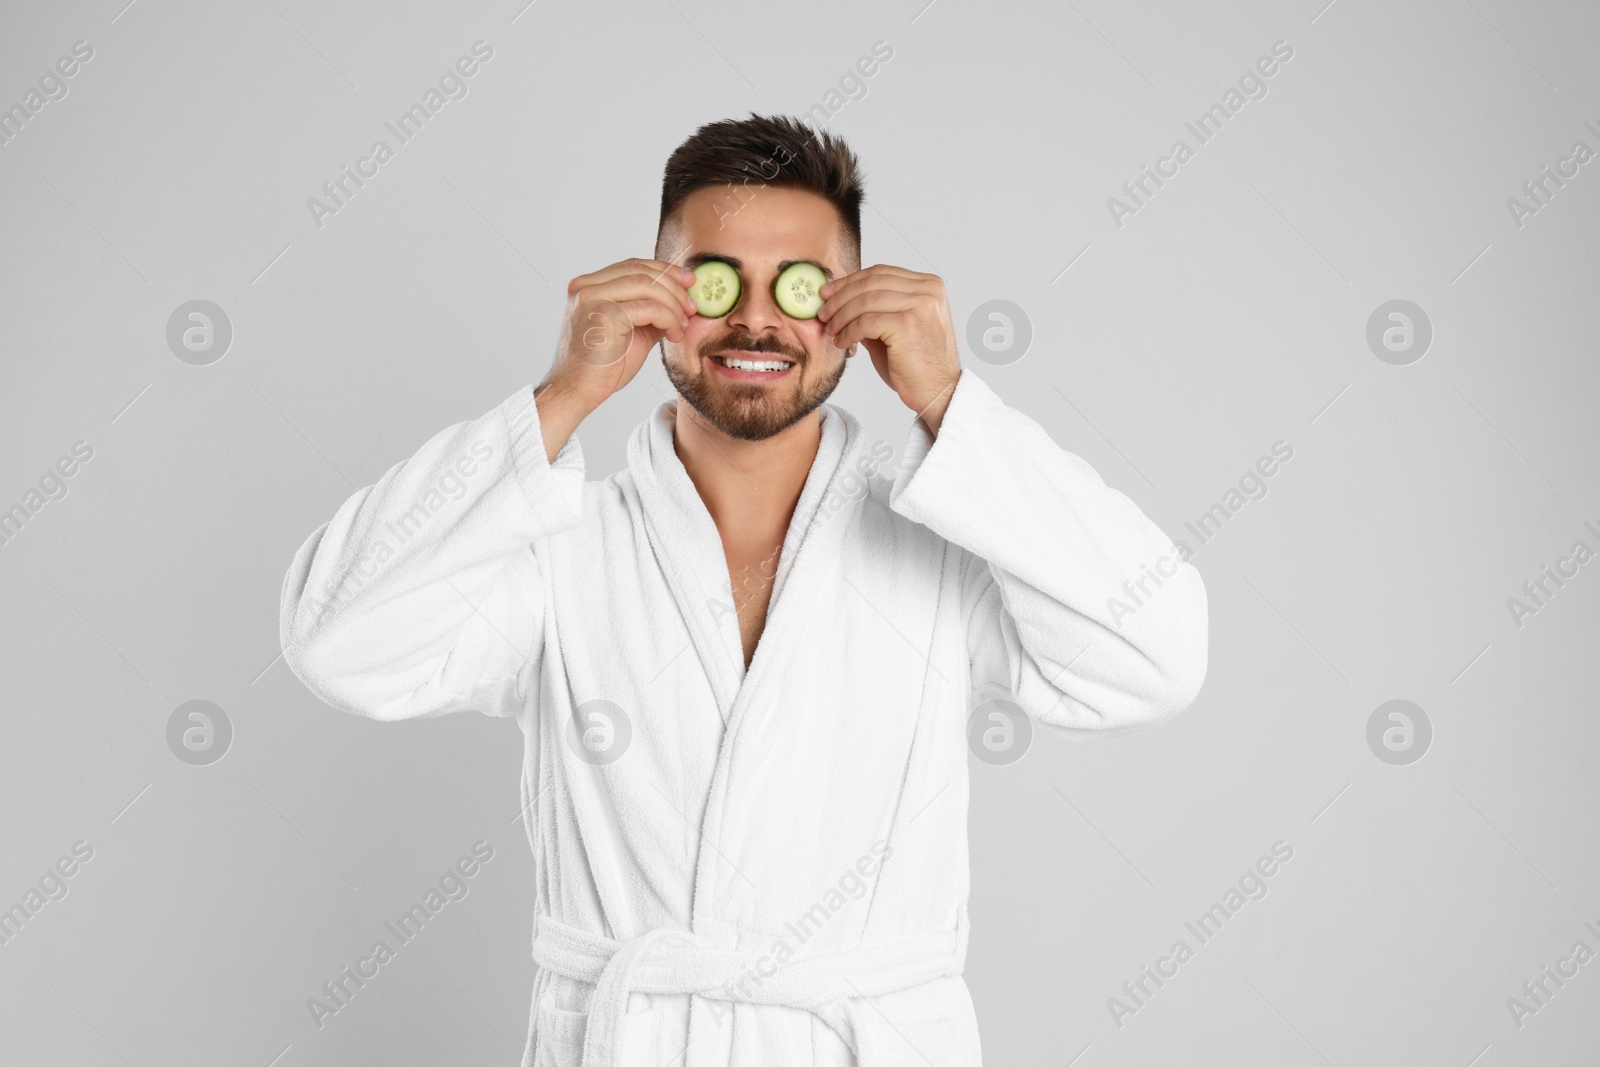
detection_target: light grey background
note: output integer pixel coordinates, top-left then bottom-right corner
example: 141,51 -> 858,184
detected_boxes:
2,0 -> 1596,1063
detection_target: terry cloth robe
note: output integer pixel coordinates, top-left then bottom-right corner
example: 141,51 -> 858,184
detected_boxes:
279,368 -> 1209,1067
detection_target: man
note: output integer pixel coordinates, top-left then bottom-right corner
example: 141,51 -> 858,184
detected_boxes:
279,114 -> 1208,1067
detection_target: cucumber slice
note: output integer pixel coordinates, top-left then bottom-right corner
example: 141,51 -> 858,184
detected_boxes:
689,261 -> 740,318
773,262 -> 828,319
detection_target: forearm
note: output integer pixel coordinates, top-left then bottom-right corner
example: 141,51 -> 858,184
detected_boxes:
280,385 -> 585,719
891,370 -> 1209,723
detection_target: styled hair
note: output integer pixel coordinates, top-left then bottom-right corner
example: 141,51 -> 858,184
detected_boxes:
655,113 -> 864,264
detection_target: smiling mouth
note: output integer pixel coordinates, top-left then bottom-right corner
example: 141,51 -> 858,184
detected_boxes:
709,352 -> 797,374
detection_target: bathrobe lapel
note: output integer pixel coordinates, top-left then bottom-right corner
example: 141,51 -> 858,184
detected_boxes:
624,399 -> 859,730
627,399 -> 871,1065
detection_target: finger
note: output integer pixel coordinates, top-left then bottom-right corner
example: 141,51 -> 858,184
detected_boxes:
574,257 -> 693,287
822,291 -> 919,340
633,258 -> 699,299
832,311 -> 904,353
571,258 -> 697,299
817,275 -> 925,322
860,263 -> 935,284
588,300 -> 681,350
611,298 -> 686,344
820,263 -> 931,298
588,272 -> 697,317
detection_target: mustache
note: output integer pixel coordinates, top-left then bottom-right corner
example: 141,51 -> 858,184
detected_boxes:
698,332 -> 806,362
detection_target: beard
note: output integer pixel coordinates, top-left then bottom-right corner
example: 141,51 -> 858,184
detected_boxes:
662,331 -> 848,442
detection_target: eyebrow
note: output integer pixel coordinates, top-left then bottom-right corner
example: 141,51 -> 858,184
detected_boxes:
684,252 -> 835,281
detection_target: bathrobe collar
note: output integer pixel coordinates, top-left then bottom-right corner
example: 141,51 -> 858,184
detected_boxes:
625,395 -> 863,726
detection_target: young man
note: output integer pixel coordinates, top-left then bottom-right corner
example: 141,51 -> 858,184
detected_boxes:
279,114 -> 1208,1067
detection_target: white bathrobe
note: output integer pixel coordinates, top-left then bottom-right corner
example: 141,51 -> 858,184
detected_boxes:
279,368 -> 1208,1067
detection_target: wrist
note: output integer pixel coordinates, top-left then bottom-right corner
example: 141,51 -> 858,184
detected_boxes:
535,372 -> 604,416
533,377 -> 600,463
912,371 -> 960,437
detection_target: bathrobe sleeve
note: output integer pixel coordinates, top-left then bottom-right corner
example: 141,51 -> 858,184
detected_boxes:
278,385 -> 584,722
887,369 -> 1208,736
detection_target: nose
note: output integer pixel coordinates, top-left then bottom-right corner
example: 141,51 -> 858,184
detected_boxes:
726,275 -> 783,335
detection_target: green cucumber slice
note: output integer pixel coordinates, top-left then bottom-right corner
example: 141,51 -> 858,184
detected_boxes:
689,261 -> 740,317
773,262 -> 828,319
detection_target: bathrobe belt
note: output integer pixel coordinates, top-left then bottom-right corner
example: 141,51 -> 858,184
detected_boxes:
532,913 -> 963,1067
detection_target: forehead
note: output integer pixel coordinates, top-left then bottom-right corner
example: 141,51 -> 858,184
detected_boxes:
666,185 -> 849,273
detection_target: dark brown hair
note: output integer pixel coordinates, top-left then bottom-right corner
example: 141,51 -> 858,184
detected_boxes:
655,113 -> 865,264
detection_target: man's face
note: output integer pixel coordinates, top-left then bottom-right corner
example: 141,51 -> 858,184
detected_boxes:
656,185 -> 855,441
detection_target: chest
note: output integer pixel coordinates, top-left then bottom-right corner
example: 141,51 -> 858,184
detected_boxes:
543,487 -> 958,721
722,539 -> 785,670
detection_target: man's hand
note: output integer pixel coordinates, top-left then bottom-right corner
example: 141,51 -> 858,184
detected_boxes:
534,258 -> 696,461
543,257 -> 697,408
817,265 -> 963,436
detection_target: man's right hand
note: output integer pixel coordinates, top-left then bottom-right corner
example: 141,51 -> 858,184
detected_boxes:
545,258 -> 698,409
533,258 -> 698,462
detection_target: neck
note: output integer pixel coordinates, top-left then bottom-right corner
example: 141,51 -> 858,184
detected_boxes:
671,403 -> 823,537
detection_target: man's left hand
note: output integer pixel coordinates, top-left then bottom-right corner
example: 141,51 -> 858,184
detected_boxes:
818,265 -> 963,436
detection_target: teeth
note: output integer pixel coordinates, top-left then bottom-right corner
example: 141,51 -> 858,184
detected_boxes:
719,356 -> 791,372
